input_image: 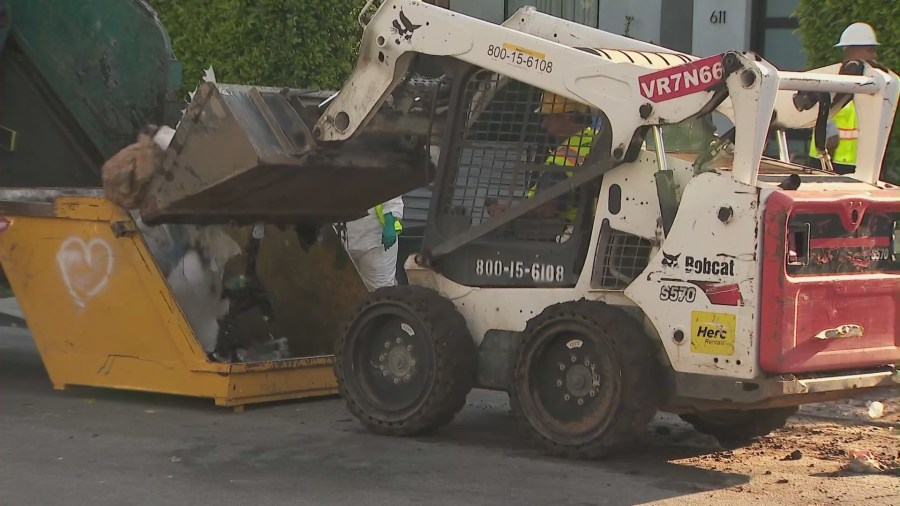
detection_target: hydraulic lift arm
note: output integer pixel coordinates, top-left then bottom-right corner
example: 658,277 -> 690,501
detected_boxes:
315,0 -> 898,187
314,0 -> 728,163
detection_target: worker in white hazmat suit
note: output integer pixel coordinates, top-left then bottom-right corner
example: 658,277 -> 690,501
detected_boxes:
341,197 -> 404,292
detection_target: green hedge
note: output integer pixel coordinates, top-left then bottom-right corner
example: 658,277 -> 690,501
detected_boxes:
795,0 -> 900,181
148,0 -> 363,91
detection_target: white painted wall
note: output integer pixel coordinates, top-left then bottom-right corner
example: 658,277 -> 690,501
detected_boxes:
690,0 -> 753,56
446,1 -> 764,64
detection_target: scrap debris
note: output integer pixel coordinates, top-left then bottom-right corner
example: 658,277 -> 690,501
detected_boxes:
782,449 -> 803,461
844,449 -> 885,474
100,126 -> 164,209
866,400 -> 884,419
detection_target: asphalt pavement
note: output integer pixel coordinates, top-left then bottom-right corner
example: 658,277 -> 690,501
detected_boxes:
0,297 -> 24,327
0,323 -> 759,506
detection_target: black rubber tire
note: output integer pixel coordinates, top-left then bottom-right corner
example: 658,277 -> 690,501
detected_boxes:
510,300 -> 661,459
679,406 -> 798,442
334,285 -> 475,436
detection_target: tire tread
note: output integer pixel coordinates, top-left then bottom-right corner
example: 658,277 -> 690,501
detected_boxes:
334,285 -> 475,436
510,300 -> 661,459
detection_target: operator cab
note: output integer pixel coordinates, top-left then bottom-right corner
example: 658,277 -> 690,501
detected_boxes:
420,63 -> 722,291
422,68 -> 607,288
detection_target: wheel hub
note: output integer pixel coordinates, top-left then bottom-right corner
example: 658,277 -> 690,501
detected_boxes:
386,344 -> 414,377
339,287 -> 474,432
376,336 -> 416,383
512,304 -> 657,456
530,334 -> 615,426
565,364 -> 594,398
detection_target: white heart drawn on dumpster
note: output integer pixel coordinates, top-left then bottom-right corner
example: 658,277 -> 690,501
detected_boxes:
56,237 -> 114,308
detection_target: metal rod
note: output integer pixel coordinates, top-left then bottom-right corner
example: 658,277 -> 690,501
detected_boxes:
651,126 -> 668,172
651,126 -> 677,237
776,129 -> 790,163
819,151 -> 835,173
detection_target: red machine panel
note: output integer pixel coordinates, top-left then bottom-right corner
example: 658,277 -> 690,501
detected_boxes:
759,190 -> 900,374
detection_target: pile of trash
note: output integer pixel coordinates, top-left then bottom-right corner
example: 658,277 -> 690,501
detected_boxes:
102,67 -> 293,364
94,66 -> 396,365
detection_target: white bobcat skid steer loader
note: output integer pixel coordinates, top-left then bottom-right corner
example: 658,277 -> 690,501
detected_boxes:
325,0 -> 900,458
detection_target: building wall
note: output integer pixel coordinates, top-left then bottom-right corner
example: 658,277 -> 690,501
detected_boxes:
446,0 -> 805,69
690,0 -> 754,56
447,0 -> 504,24
659,0 -> 694,53
596,0 -> 662,44
753,0 -> 805,71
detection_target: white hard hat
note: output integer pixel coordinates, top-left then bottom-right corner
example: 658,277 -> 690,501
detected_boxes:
834,22 -> 880,47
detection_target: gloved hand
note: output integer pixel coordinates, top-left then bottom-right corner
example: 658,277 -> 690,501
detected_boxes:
223,275 -> 250,294
382,212 -> 398,250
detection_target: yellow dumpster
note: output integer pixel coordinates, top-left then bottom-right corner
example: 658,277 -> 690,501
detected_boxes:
0,189 -> 368,410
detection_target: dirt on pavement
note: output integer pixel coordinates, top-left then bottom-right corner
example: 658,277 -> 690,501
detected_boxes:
1,323 -> 897,506
640,392 -> 900,506
802,391 -> 900,426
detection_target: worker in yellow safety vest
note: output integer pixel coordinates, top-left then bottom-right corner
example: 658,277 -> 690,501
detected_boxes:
809,22 -> 880,175
509,91 -> 595,222
341,197 -> 404,291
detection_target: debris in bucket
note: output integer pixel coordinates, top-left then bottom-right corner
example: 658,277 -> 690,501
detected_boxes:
187,66 -> 217,102
866,400 -> 884,419
844,449 -> 885,474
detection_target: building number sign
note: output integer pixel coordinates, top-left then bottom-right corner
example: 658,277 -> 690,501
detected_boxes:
709,10 -> 727,24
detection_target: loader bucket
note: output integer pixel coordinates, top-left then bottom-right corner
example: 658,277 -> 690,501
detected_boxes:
139,82 -> 430,225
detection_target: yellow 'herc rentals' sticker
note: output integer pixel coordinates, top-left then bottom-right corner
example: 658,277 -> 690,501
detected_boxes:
690,311 -> 736,356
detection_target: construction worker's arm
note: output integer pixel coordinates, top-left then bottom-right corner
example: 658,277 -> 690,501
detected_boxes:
378,196 -> 404,249
380,195 -> 404,222
825,119 -> 839,152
